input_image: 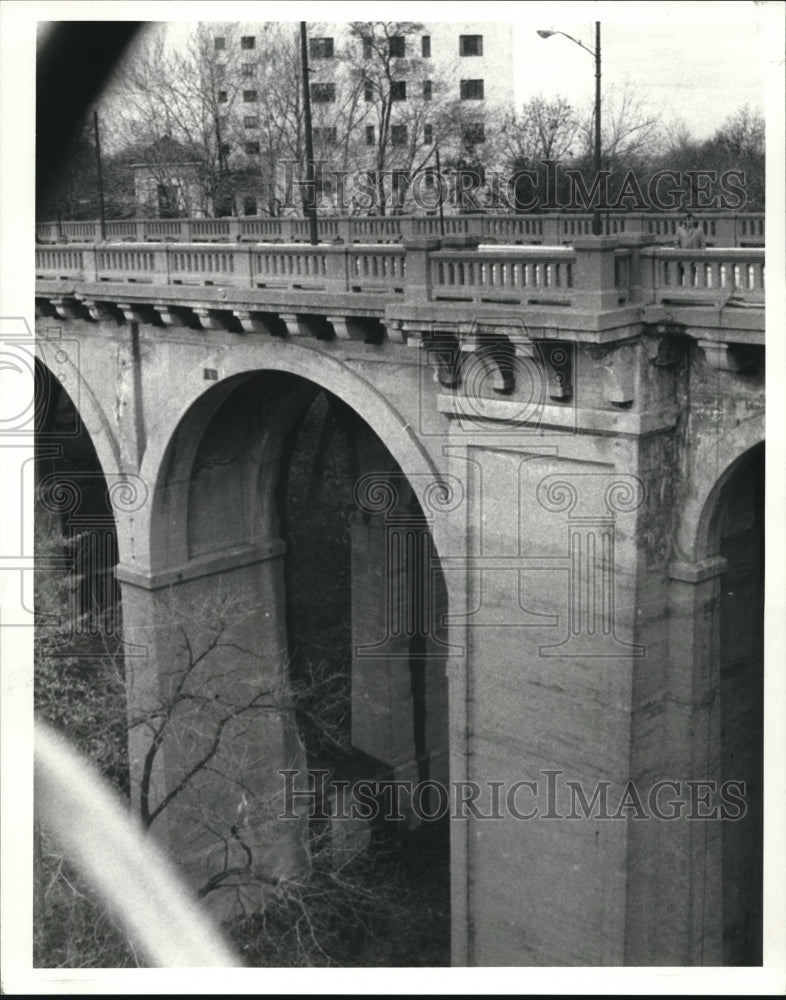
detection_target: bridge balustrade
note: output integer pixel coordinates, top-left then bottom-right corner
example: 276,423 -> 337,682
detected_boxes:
431,247 -> 575,305
238,218 -> 286,240
104,220 -> 140,239
640,248 -> 765,305
36,210 -> 765,248
350,216 -> 403,243
482,216 -> 545,240
190,218 -> 233,241
35,247 -> 85,274
35,238 -> 765,315
95,247 -> 157,282
348,247 -> 408,293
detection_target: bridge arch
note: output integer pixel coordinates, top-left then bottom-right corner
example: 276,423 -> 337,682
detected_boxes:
33,348 -> 122,483
669,436 -> 765,964
134,341 -> 455,580
703,440 -> 764,965
118,350 -> 456,947
34,359 -> 123,631
676,411 -> 764,564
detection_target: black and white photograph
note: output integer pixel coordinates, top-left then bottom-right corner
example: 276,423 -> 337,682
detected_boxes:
1,0 -> 784,992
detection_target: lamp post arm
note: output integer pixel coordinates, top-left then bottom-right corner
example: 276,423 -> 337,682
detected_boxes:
538,22 -> 603,235
547,30 -> 597,58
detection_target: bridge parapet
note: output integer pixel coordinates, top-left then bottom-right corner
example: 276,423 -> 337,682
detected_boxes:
640,247 -> 765,306
35,234 -> 764,422
36,210 -> 765,248
36,237 -> 764,327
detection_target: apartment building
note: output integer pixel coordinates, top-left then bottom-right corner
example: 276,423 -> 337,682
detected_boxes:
210,20 -> 515,215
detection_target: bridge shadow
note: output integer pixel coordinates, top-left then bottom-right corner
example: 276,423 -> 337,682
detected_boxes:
278,383 -> 451,965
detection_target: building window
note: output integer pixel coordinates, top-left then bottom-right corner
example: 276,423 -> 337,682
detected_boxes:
243,90 -> 258,102
462,122 -> 485,145
245,142 -> 260,155
365,125 -> 375,146
244,116 -> 258,129
218,114 -> 228,130
423,80 -> 432,101
241,36 -> 255,50
364,81 -> 374,102
459,34 -> 483,56
389,35 -> 405,57
215,64 -> 226,82
310,37 -> 334,59
424,123 -> 433,144
390,81 -> 407,101
391,124 -> 408,146
242,62 -> 256,77
314,126 -> 337,143
214,36 -> 225,51
218,90 -> 228,103
243,196 -> 257,215
421,35 -> 431,58
460,79 -> 484,100
311,82 -> 336,103
220,142 -> 231,157
363,38 -> 373,60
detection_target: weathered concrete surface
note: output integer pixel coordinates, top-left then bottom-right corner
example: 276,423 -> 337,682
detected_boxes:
34,247 -> 764,966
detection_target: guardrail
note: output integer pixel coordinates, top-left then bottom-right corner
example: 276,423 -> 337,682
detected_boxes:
640,247 -> 765,305
35,238 -> 765,312
36,211 -> 766,248
430,246 -> 576,305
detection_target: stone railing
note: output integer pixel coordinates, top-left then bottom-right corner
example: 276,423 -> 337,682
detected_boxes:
429,246 -> 576,306
36,210 -> 766,249
35,237 -> 765,316
639,247 -> 765,305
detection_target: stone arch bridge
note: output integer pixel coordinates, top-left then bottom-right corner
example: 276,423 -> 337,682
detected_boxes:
32,230 -> 764,965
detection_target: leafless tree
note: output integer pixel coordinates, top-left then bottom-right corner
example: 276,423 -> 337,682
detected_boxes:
340,21 -> 473,213
579,82 -> 663,171
100,24 -> 245,215
33,507 -> 394,967
493,95 -> 580,167
656,104 -> 764,210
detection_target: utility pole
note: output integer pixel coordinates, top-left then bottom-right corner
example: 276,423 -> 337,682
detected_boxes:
93,110 -> 106,239
300,22 -> 319,245
435,147 -> 445,237
593,21 -> 602,237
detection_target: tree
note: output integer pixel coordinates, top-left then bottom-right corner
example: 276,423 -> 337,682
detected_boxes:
35,117 -> 135,223
102,24 -> 240,216
343,22 -> 473,214
594,83 -> 662,170
32,498 -> 394,967
704,106 -> 764,210
34,512 -> 128,792
657,105 -> 765,211
490,95 -> 580,212
226,23 -> 307,217
495,95 -> 579,166
34,511 -> 136,967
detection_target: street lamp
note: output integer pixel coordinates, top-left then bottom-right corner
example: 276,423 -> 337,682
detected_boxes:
300,21 -> 319,245
538,23 -> 602,236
